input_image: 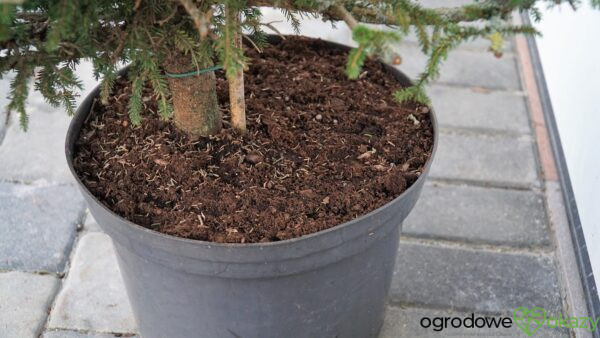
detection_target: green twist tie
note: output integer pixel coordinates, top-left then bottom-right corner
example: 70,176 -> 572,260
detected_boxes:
165,65 -> 223,78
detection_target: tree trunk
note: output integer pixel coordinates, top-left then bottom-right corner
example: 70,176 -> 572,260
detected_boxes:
228,63 -> 246,133
164,54 -> 221,137
227,12 -> 246,133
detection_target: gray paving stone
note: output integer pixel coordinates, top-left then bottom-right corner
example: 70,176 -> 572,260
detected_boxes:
0,104 -> 74,184
82,209 -> 103,233
48,232 -> 137,333
399,44 -> 521,90
403,24 -> 514,53
430,130 -> 539,187
403,182 -> 550,247
428,85 -> 530,133
0,76 -> 13,114
0,183 -> 85,272
0,271 -> 59,338
403,35 -> 513,53
0,111 -> 6,143
380,306 -> 570,338
406,0 -> 514,52
43,329 -> 138,338
391,242 -> 563,314
0,74 -> 12,143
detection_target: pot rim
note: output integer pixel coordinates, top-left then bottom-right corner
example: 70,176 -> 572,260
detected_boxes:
65,36 -> 439,250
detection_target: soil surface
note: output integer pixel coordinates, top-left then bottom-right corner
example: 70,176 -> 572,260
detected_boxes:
73,36 -> 434,243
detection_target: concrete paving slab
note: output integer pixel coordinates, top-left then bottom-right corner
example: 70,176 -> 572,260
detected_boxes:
428,85 -> 530,133
81,209 -> 102,233
404,182 -> 550,247
0,105 -> 74,185
0,271 -> 59,338
42,329 -> 138,338
430,130 -> 539,187
0,183 -> 85,272
47,233 -> 137,334
391,242 -> 563,315
399,44 -> 522,90
0,110 -> 6,144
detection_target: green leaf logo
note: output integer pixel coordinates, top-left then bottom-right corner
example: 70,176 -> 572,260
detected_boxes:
513,307 -> 547,336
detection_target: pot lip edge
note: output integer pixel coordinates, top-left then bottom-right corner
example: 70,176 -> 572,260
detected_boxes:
65,36 -> 439,250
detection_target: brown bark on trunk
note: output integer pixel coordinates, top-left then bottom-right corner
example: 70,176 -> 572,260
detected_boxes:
228,61 -> 246,133
226,10 -> 247,133
164,53 -> 221,137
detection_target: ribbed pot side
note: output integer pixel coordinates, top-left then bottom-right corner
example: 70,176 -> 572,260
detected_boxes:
65,38 -> 438,338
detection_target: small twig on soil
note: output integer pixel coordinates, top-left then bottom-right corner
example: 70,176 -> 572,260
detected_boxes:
243,35 -> 263,53
261,22 -> 286,39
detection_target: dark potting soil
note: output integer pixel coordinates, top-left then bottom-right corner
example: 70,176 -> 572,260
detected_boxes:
73,36 -> 434,243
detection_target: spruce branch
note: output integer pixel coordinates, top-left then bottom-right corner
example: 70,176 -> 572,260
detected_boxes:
127,73 -> 144,126
332,3 -> 402,79
111,29 -> 130,64
177,0 -> 211,39
332,3 -> 358,29
1,0 -> 596,131
7,63 -> 32,131
249,0 -> 527,25
280,8 -> 302,34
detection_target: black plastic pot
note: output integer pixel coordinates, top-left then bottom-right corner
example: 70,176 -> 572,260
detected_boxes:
65,38 -> 438,338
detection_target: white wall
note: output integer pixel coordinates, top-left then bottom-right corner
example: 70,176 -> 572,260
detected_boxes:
535,3 -> 600,287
